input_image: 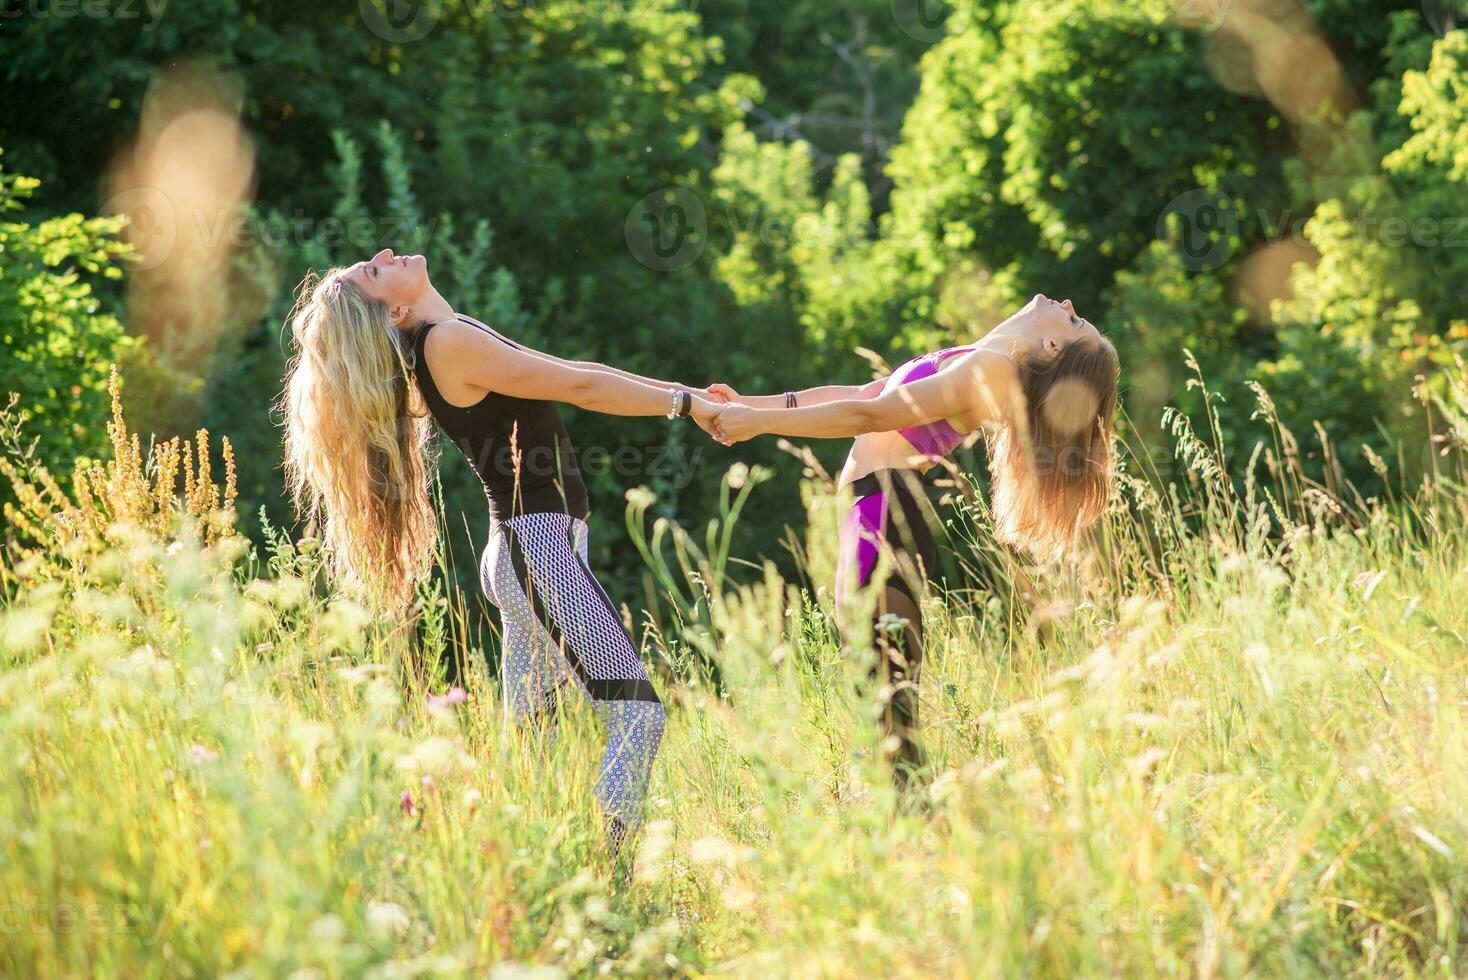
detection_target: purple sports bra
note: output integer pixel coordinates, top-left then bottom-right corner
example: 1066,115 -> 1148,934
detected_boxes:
887,345 -> 978,461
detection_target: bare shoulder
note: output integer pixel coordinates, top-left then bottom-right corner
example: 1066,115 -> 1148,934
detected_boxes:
420,318 -> 520,401
423,317 -> 514,370
422,317 -> 478,357
955,348 -> 1020,421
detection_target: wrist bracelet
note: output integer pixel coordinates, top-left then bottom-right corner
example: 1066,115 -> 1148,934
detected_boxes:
666,388 -> 680,420
668,389 -> 692,419
784,391 -> 797,409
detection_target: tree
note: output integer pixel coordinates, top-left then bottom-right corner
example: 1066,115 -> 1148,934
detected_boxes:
0,154 -> 135,505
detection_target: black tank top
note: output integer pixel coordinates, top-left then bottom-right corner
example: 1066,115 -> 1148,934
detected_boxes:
411,315 -> 589,522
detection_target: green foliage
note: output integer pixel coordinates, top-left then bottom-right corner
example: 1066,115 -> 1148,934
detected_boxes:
0,156 -> 134,502
2,356 -> 1467,975
1108,234 -> 1251,466
1258,28 -> 1468,481
884,0 -> 1286,313
4,0 -> 1467,591
697,0 -> 930,184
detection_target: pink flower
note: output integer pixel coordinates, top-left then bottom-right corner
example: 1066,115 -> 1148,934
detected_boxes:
420,774 -> 436,794
400,789 -> 416,817
427,686 -> 468,709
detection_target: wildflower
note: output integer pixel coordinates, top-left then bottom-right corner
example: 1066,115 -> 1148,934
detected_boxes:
189,744 -> 218,764
876,613 -> 910,638
689,836 -> 741,868
366,901 -> 410,943
726,462 -> 750,490
1219,553 -> 1247,576
461,788 -> 483,811
308,914 -> 347,946
395,736 -> 475,777
323,596 -> 371,653
1353,569 -> 1387,602
420,774 -> 436,794
400,789 -> 416,818
427,686 -> 468,709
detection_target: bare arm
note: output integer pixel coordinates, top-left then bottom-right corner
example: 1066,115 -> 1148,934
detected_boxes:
709,378 -> 887,409
714,350 -> 1015,442
429,320 -> 716,424
458,314 -> 691,390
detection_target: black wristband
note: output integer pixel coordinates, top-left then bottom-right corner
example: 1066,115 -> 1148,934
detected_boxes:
678,390 -> 692,418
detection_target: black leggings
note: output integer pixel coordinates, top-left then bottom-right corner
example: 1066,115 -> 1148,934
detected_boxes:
839,469 -> 942,788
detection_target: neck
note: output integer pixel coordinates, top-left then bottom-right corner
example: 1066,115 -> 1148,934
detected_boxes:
413,288 -> 456,327
979,308 -> 1044,354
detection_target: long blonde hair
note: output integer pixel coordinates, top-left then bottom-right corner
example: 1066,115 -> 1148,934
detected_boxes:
988,338 -> 1119,561
278,269 -> 438,606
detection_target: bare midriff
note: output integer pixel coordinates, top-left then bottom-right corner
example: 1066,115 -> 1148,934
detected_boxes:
837,352 -> 981,489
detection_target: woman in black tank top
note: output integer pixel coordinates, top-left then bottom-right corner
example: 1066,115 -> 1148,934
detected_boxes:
280,248 -> 729,852
411,314 -> 591,522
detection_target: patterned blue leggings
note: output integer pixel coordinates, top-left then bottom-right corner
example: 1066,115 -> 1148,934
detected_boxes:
482,512 -> 665,841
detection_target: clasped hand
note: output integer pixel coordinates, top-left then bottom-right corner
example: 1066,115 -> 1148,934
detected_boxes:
687,383 -> 760,446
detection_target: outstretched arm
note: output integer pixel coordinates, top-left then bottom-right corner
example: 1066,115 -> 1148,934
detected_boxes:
459,314 -> 698,392
429,320 -> 724,436
713,350 -> 1014,442
707,378 -> 887,409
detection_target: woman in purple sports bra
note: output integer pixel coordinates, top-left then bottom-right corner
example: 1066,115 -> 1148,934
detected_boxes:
708,294 -> 1120,790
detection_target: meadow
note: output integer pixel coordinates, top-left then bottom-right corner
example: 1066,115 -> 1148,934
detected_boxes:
1,364 -> 1465,979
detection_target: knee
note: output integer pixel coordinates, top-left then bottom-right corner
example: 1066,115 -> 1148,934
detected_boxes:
617,699 -> 666,765
639,700 -> 667,750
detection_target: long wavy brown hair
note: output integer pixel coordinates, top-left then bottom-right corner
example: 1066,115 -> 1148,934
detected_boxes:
988,337 -> 1119,560
278,270 -> 438,607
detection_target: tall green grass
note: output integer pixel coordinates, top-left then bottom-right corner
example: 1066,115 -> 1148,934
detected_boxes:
1,364 -> 1465,978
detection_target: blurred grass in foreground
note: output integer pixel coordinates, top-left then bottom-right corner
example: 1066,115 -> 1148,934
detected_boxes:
1,363 -> 1466,978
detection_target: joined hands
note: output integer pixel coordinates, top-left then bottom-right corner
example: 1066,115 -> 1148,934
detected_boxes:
688,383 -> 760,446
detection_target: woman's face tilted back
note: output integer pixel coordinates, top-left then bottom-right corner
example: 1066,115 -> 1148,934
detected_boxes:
345,248 -> 434,328
983,292 -> 1120,560
991,292 -> 1105,362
